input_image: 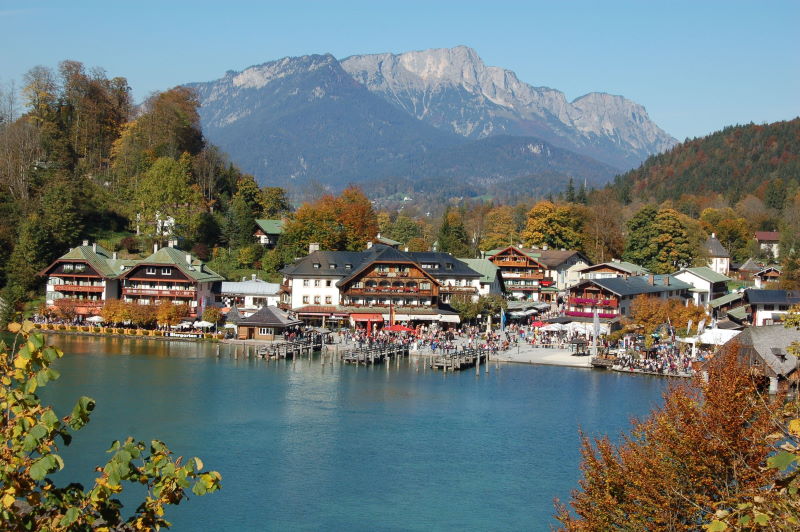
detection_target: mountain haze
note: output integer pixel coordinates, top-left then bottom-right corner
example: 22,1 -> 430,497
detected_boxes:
188,46 -> 676,197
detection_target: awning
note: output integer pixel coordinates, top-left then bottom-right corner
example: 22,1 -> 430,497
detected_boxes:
351,313 -> 384,322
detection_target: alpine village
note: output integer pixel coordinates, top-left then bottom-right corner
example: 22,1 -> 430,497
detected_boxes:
1,43 -> 800,530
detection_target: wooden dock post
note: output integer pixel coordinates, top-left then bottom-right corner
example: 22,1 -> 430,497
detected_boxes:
475,353 -> 480,376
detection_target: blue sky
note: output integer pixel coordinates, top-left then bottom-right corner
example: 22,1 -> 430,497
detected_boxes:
1,1 -> 797,140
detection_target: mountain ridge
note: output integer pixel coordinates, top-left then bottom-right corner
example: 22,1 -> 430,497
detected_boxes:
187,46 -> 677,196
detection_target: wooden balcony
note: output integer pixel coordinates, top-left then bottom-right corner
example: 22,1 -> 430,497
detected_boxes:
439,286 -> 478,293
501,272 -> 546,279
54,284 -> 104,293
123,288 -> 196,298
494,259 -> 528,267
569,297 -> 618,308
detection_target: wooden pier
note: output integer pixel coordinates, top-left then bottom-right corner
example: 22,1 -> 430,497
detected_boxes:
341,344 -> 410,365
431,348 -> 489,372
254,333 -> 328,359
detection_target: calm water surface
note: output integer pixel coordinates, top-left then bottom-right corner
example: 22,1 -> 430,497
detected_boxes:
40,336 -> 667,531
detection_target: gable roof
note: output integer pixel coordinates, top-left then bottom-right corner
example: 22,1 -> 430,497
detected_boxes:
221,279 -> 281,296
255,219 -> 284,234
726,324 -> 800,377
737,258 -> 763,272
42,245 -> 138,279
754,231 -> 780,242
281,250 -> 368,277
459,258 -> 500,284
705,235 -> 730,258
744,289 -> 800,306
578,261 -> 649,275
125,247 -> 224,283
528,249 -> 591,269
237,306 -> 302,328
577,275 -> 692,297
338,245 -> 438,286
486,246 -> 547,268
676,266 -> 731,283
408,252 -> 481,279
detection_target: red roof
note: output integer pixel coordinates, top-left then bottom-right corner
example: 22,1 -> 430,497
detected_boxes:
754,231 -> 780,242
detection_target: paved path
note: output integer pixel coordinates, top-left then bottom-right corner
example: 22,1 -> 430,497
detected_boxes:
492,344 -> 594,368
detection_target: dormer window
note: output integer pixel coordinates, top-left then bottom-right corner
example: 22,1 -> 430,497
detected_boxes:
446,263 -> 454,270
313,263 -> 321,269
345,264 -> 352,270
146,267 -> 157,275
329,264 -> 336,269
161,268 -> 171,275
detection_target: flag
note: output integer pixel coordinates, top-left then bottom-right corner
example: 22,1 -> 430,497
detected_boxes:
686,319 -> 693,336
389,303 -> 395,326
500,307 -> 506,331
697,319 -> 706,334
592,309 -> 600,341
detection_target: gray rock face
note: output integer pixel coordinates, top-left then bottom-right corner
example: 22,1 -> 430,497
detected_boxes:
341,46 -> 677,169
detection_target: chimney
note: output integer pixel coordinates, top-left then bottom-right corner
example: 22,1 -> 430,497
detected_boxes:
404,247 -> 409,252
542,244 -> 548,250
377,232 -> 381,239
186,253 -> 192,266
648,274 -> 655,285
153,243 -> 158,253
83,239 -> 89,246
309,242 -> 320,254
366,241 -> 373,249
112,252 -> 118,260
92,242 -> 97,252
168,240 -> 174,248
711,232 -> 716,239
252,274 -> 256,281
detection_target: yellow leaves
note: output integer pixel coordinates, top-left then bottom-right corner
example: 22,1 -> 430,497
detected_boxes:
789,418 -> 800,437
14,355 -> 29,370
8,322 -> 21,333
2,487 -> 16,509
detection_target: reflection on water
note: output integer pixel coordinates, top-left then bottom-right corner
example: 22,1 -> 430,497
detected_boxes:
40,335 -> 667,531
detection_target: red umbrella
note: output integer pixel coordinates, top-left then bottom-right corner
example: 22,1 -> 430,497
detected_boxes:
531,321 -> 546,327
384,324 -> 416,333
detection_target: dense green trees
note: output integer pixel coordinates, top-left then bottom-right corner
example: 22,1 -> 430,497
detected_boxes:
623,206 -> 698,273
436,208 -> 471,257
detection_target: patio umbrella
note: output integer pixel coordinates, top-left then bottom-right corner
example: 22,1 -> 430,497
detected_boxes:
541,323 -> 566,332
384,324 -> 415,333
194,320 -> 215,328
530,321 -> 546,327
86,315 -> 104,323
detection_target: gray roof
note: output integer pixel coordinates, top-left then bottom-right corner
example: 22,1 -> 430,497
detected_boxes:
221,279 -> 280,296
131,247 -> 224,282
744,289 -> 800,306
737,258 -> 763,272
282,245 -> 481,285
281,250 -> 367,277
237,306 -> 302,328
705,235 -> 730,258
726,325 -> 800,377
408,252 -> 481,279
578,275 -> 692,297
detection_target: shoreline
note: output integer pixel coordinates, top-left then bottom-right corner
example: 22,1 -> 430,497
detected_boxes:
38,328 -> 222,343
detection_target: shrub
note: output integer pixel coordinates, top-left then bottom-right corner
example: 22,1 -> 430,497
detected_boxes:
93,327 -> 101,333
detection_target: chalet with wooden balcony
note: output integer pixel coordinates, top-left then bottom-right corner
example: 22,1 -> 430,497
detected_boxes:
254,219 -> 284,248
754,266 -> 781,289
567,274 -> 692,320
40,242 -> 137,316
578,261 -> 649,280
118,246 -> 223,316
486,246 -> 554,301
279,244 -> 479,326
338,246 -> 442,309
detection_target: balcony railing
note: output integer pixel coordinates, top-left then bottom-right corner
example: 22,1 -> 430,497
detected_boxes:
54,284 -> 104,293
569,297 -> 618,308
501,272 -> 545,279
123,288 -> 196,297
439,286 -> 478,293
566,311 -> 618,319
348,287 -> 426,294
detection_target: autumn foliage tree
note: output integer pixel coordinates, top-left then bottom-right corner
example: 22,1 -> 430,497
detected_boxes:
555,345 -> 780,530
625,294 -> 708,337
0,322 -> 221,529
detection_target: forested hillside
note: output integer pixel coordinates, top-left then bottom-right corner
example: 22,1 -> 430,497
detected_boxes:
611,118 -> 800,204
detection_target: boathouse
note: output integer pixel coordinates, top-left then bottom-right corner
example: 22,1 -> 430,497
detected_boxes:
236,306 -> 302,340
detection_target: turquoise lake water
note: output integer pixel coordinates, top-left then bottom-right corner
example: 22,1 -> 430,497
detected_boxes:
39,336 -> 668,531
